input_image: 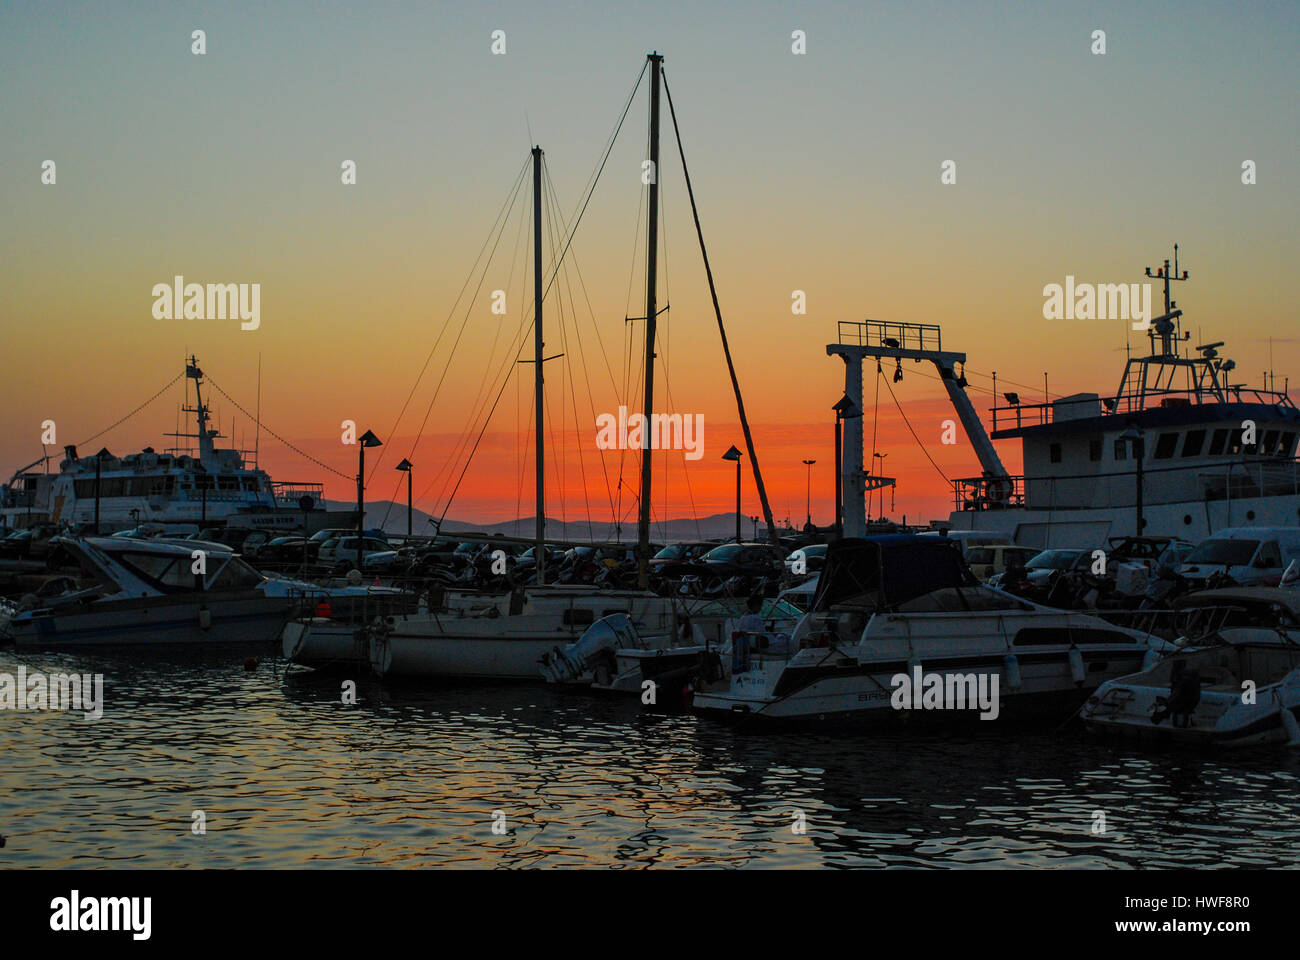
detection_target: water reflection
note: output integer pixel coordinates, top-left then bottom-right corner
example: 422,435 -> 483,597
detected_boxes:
1,647 -> 1298,868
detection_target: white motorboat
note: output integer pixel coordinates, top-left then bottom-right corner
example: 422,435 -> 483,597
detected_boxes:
1080,587 -> 1300,747
5,536 -> 291,647
691,535 -> 1167,725
4,536 -> 404,648
368,585 -> 699,680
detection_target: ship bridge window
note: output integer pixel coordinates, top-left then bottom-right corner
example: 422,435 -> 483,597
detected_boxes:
1181,429 -> 1206,457
1153,433 -> 1179,459
218,476 -> 240,491
1088,439 -> 1102,462
1049,443 -> 1062,464
1262,430 -> 1280,456
1113,439 -> 1127,461
1280,432 -> 1296,457
1208,428 -> 1229,456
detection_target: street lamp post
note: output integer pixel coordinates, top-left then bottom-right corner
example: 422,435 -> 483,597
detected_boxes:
395,458 -> 413,538
356,430 -> 383,571
802,459 -> 816,530
722,445 -> 743,541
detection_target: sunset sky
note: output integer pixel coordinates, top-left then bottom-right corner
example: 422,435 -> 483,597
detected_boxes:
2,1 -> 1296,530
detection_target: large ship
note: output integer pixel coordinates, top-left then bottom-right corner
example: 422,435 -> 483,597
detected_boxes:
0,359 -> 352,534
829,247 -> 1300,549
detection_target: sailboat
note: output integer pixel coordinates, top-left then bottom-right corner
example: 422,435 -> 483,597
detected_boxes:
366,54 -> 778,681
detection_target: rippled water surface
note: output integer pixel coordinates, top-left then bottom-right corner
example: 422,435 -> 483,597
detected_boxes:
3,647 -> 1300,868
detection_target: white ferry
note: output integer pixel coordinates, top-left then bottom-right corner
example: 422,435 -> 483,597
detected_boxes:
0,359 -> 349,535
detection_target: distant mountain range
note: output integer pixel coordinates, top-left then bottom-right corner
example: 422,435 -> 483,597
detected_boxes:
323,499 -> 787,543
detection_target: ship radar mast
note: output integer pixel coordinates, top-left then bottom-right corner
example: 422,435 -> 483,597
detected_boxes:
164,357 -> 223,469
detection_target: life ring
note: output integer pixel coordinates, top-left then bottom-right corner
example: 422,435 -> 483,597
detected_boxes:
984,478 -> 1010,502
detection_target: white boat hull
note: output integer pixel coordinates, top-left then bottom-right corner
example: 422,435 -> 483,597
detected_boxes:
10,591 -> 291,647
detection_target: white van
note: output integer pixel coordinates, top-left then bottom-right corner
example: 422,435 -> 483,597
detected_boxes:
1177,527 -> 1300,587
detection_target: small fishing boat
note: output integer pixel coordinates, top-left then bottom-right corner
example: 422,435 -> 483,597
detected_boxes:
691,536 -> 1166,725
1080,587 -> 1300,747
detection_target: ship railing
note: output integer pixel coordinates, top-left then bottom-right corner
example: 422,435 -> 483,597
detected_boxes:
835,320 -> 943,353
270,482 -> 326,505
952,475 -> 1026,510
991,384 -> 1296,433
954,457 -> 1300,511
1199,460 -> 1300,501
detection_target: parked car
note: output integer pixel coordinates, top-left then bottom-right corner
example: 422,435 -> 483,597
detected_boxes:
318,536 -> 392,570
783,543 -> 828,575
0,524 -> 60,560
252,536 -> 310,567
649,541 -> 715,573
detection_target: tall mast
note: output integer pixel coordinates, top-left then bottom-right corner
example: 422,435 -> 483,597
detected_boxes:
637,52 -> 663,589
533,145 -> 546,586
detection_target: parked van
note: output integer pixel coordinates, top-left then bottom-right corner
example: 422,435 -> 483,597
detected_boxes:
1177,527 -> 1300,587
965,544 -> 1040,581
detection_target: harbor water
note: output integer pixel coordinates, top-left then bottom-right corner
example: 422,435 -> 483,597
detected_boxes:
2,646 -> 1299,869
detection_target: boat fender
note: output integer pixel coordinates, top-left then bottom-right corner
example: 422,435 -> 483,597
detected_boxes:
198,606 -> 212,631
1002,653 -> 1022,689
1067,646 -> 1085,685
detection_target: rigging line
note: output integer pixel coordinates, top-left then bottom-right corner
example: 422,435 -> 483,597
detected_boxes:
204,376 -> 353,480
543,166 -> 615,523
424,66 -> 647,508
77,373 -> 185,447
423,301 -> 534,509
370,155 -> 531,482
376,469 -> 406,533
543,172 -> 595,540
541,163 -> 623,400
538,59 -> 647,310
436,333 -> 534,531
653,326 -> 702,539
515,391 -> 534,538
661,68 -> 779,546
881,370 -> 951,485
384,162 -> 532,488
